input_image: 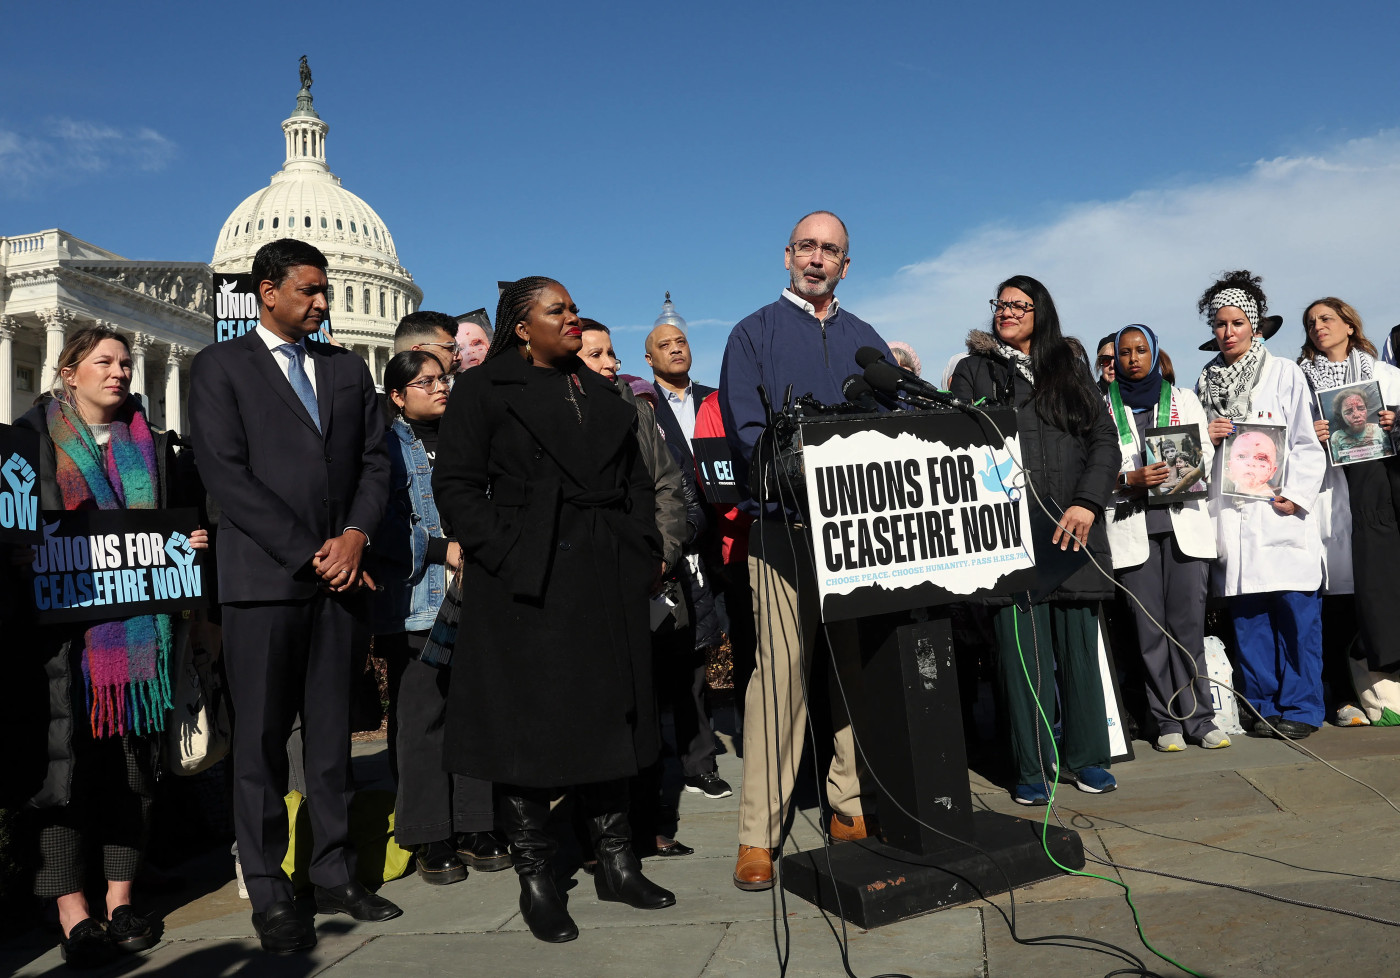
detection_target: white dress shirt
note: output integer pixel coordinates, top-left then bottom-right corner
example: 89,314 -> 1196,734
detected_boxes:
255,323 -> 318,395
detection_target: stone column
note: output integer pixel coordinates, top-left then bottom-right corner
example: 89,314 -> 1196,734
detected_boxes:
129,331 -> 152,398
0,317 -> 17,425
38,307 -> 73,393
164,346 -> 187,434
369,345 -> 381,385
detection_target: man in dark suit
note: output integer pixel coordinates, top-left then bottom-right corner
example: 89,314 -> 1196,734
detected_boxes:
645,322 -> 715,469
189,238 -> 398,954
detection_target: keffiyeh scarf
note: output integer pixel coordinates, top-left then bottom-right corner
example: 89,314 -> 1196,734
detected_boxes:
46,397 -> 172,738
1207,287 -> 1259,332
992,339 -> 1035,385
1298,348 -> 1374,392
1201,338 -> 1268,421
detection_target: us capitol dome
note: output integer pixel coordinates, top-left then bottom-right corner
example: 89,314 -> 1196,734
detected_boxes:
211,59 -> 420,383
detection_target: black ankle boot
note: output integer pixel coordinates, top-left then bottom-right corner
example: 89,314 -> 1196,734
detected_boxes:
499,790 -> 578,943
415,840 -> 467,885
589,810 -> 676,910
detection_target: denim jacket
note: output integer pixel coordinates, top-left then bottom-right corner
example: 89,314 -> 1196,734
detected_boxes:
371,418 -> 448,633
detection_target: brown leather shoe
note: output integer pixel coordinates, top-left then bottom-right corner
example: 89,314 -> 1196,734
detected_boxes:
829,813 -> 878,842
733,845 -> 775,891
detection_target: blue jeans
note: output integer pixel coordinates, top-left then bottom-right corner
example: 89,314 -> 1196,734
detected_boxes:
1228,590 -> 1324,727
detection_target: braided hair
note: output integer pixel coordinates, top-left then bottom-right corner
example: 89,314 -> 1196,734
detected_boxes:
484,276 -> 563,363
1196,269 -> 1267,322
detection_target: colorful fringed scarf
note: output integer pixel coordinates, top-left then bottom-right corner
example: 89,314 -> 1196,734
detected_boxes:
46,397 -> 173,738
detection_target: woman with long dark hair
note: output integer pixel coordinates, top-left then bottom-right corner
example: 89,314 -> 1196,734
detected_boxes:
950,275 -> 1120,805
1295,297 -> 1400,725
371,350 -> 510,887
1195,271 -> 1327,739
431,277 -> 673,943
15,326 -> 207,966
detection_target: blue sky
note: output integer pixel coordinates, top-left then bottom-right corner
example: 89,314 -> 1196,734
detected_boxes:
6,1 -> 1400,387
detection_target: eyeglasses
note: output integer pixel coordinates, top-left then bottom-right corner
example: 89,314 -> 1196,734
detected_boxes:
405,376 -> 451,392
990,300 -> 1034,316
418,341 -> 460,355
789,240 -> 846,262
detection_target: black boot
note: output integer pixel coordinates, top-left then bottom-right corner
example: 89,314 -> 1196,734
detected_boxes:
581,782 -> 676,911
416,840 -> 468,885
499,789 -> 578,943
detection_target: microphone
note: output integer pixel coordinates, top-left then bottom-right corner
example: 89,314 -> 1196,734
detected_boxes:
841,374 -> 880,412
857,347 -> 971,410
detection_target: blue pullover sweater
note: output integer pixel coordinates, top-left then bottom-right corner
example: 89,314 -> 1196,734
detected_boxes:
719,295 -> 891,518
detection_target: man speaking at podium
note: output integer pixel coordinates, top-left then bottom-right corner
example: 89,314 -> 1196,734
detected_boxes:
718,211 -> 892,891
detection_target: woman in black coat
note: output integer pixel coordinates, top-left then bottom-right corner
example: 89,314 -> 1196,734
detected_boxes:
431,277 -> 674,944
950,275 -> 1120,806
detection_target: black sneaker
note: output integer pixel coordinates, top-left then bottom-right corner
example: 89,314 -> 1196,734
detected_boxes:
60,918 -> 117,968
107,905 -> 158,953
683,772 -> 733,799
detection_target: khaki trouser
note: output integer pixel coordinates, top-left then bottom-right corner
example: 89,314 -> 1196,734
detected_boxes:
737,521 -> 870,849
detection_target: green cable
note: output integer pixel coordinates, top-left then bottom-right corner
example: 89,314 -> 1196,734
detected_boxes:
1012,605 -> 1204,978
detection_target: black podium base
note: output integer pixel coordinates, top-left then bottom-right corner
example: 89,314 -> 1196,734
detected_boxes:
779,810 -> 1085,929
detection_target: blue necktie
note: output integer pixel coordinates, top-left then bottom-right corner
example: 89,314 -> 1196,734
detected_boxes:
276,343 -> 321,433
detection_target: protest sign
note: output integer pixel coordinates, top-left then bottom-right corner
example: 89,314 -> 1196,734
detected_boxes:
692,436 -> 740,504
1144,423 -> 1208,504
801,411 -> 1036,621
30,508 -> 208,623
1316,380 -> 1393,466
212,271 -> 333,344
0,423 -> 42,545
1221,422 -> 1288,500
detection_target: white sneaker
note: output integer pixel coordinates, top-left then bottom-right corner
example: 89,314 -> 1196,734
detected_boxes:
1199,729 -> 1231,749
1336,705 -> 1370,727
1154,733 -> 1186,752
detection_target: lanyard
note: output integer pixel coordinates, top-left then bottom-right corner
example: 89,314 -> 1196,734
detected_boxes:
1108,380 -> 1171,446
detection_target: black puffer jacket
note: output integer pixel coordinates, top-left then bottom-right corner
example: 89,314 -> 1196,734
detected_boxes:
949,331 -> 1119,604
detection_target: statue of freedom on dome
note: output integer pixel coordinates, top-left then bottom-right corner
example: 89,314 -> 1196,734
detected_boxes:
298,55 -> 312,93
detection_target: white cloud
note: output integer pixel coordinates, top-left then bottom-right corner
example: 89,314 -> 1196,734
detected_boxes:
858,129 -> 1400,385
0,117 -> 174,195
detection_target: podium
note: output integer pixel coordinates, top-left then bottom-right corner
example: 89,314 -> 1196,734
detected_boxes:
774,410 -> 1086,928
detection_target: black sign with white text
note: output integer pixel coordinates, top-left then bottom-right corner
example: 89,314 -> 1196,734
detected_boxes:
800,410 -> 1038,621
212,271 -> 333,344
692,436 -> 740,504
31,508 -> 209,623
0,423 -> 41,545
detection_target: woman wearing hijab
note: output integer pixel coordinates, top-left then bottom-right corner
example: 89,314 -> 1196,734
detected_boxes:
950,274 -> 1120,805
1103,325 -> 1225,751
1296,298 -> 1400,725
431,277 -> 674,944
15,326 -> 208,966
1195,271 -> 1327,740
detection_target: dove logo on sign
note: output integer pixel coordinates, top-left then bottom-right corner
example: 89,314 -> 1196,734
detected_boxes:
0,452 -> 39,533
214,274 -> 262,341
978,452 -> 1020,502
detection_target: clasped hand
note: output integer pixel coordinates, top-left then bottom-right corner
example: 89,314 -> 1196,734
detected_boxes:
313,530 -> 375,592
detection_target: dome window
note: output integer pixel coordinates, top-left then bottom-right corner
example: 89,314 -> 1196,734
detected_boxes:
379,291 -> 386,318
345,286 -> 354,313
258,219 -> 264,230
326,284 -> 334,308
233,225 -> 238,236
321,216 -> 328,229
304,215 -> 311,228
362,290 -> 370,315
373,227 -> 380,240
350,221 -> 357,233
392,294 -> 399,319
335,218 -> 343,231
245,222 -> 251,233
272,217 -> 279,229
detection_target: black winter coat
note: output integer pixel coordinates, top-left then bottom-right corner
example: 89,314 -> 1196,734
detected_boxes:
949,332 -> 1118,604
432,353 -> 661,788
12,399 -> 194,810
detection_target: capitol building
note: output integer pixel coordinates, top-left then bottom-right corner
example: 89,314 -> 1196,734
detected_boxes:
0,62 -> 417,426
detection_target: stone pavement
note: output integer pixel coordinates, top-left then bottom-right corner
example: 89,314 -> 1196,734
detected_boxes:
5,718 -> 1400,978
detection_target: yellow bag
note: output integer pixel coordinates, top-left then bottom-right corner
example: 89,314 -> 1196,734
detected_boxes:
281,789 -> 413,891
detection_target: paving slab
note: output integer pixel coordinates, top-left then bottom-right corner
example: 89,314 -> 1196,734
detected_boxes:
321,927 -> 730,978
1237,756 -> 1400,813
699,910 -> 985,978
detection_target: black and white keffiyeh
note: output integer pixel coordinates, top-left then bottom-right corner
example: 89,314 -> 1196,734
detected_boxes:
992,339 -> 1035,384
1207,287 -> 1259,331
1298,348 -> 1374,392
1201,337 -> 1268,421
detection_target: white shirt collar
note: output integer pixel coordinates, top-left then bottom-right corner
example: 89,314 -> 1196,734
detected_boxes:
255,323 -> 306,353
781,288 -> 840,320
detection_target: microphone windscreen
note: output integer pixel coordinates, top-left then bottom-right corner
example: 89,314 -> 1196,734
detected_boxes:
863,359 -> 904,394
855,346 -> 887,369
841,374 -> 873,398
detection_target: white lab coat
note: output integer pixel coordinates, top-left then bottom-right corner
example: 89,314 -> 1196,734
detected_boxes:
1307,358 -> 1400,595
1198,355 -> 1328,597
1104,386 -> 1217,570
